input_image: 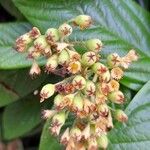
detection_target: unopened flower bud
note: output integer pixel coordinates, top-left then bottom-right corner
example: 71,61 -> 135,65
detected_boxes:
81,52 -> 97,66
111,67 -> 124,80
45,28 -> 59,43
72,93 -> 83,113
88,137 -> 98,150
34,35 -> 47,51
126,49 -> 138,61
100,70 -> 111,83
60,128 -> 70,145
92,62 -> 108,75
29,61 -> 41,77
81,124 -> 90,140
29,27 -> 41,39
42,45 -> 52,57
51,111 -> 66,136
95,93 -> 107,104
108,91 -> 124,104
83,99 -> 95,114
53,42 -> 69,53
107,53 -> 121,68
16,33 -> 32,46
108,80 -> 120,92
70,127 -> 81,141
58,49 -> 70,65
68,61 -> 81,74
42,109 -> 57,119
114,109 -> 128,122
66,49 -> 81,61
54,94 -> 65,110
84,80 -> 96,96
97,134 -> 108,149
45,54 -> 58,72
58,23 -> 72,37
86,39 -> 103,52
73,15 -> 92,29
63,94 -> 75,107
72,75 -> 86,90
28,46 -> 41,59
15,44 -> 26,52
97,104 -> 109,117
40,84 -> 55,102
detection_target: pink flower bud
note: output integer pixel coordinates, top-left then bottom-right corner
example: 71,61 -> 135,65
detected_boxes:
111,67 -> 124,80
58,23 -> 72,37
29,61 -> 41,77
108,91 -> 125,104
41,109 -> 57,119
114,109 -> 128,122
70,127 -> 81,141
60,128 -> 70,145
29,27 -> 41,39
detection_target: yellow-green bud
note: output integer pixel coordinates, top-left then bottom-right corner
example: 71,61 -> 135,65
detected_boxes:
107,53 -> 120,68
29,27 -> 41,39
72,75 -> 86,90
58,23 -> 72,37
54,94 -> 64,110
51,111 -> 66,136
72,94 -> 83,112
100,70 -> 111,83
45,28 -> 59,43
108,91 -> 124,104
81,51 -> 97,66
70,127 -> 81,141
97,134 -> 108,149
86,39 -> 103,52
73,15 -> 92,29
34,35 -> 47,51
84,80 -> 96,96
40,84 -> 55,102
97,104 -> 109,117
45,54 -> 58,72
114,109 -> 128,122
58,49 -> 70,65
92,62 -> 108,75
16,33 -> 32,45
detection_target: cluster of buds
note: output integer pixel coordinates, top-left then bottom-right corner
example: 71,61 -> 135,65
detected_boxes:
15,15 -> 138,150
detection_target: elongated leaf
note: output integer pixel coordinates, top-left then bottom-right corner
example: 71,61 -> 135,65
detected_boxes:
39,119 -> 61,150
13,0 -> 150,90
0,0 -> 24,20
3,97 -> 41,140
108,80 -> 150,150
0,22 -> 45,69
0,69 -> 46,107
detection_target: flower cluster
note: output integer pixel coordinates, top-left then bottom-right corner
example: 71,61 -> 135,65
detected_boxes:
15,15 -> 138,150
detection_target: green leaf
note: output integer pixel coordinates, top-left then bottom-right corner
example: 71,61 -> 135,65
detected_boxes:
0,22 -> 45,69
3,97 -> 41,140
13,0 -> 150,90
0,69 -> 46,107
39,119 -> 61,150
0,84 -> 19,107
108,80 -> 150,150
0,0 -> 24,20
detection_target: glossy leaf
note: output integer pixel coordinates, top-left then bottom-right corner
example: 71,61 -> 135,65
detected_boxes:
0,69 -> 47,107
13,0 -> 150,90
3,97 -> 41,140
108,80 -> 150,150
39,118 -> 61,150
0,22 -> 45,69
